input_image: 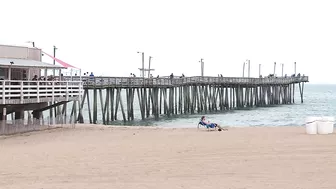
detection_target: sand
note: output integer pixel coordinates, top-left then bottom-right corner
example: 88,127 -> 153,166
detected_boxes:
1,125 -> 336,189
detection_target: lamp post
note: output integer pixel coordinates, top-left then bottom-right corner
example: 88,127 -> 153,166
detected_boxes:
259,64 -> 261,77
199,58 -> 204,77
294,62 -> 297,75
198,59 -> 203,76
148,56 -> 152,78
242,61 -> 247,77
247,59 -> 251,77
137,52 -> 145,78
9,61 -> 14,80
281,63 -> 284,77
273,62 -> 276,75
53,45 -> 57,76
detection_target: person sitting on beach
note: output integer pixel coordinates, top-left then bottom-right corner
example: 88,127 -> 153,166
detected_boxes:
200,116 -> 226,131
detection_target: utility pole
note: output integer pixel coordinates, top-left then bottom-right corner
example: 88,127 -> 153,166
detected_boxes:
243,61 -> 248,77
53,45 -> 57,76
137,52 -> 154,79
259,64 -> 261,77
142,52 -> 144,78
137,52 -> 145,77
281,63 -> 284,77
200,59 -> 204,77
247,59 -> 250,77
273,62 -> 276,75
148,56 -> 152,78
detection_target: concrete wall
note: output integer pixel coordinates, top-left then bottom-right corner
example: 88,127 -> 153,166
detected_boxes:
0,45 -> 41,61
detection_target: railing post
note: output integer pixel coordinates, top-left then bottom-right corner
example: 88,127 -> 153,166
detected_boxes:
20,81 -> 23,103
37,81 -> 40,103
52,81 -> 55,103
2,81 -> 5,104
94,77 -> 96,87
8,81 -> 11,100
78,81 -> 82,100
66,82 -> 69,101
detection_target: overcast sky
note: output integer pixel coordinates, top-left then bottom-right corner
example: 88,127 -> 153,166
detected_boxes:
0,0 -> 335,84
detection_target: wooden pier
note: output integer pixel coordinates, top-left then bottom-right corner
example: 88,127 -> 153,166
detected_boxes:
65,75 -> 309,124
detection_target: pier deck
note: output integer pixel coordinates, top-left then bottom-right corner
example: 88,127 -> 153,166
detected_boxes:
65,76 -> 309,88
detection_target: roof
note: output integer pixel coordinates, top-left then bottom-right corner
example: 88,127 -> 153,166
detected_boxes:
0,58 -> 65,69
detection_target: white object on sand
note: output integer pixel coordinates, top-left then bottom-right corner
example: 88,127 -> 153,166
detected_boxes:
318,117 -> 334,134
305,117 -> 319,135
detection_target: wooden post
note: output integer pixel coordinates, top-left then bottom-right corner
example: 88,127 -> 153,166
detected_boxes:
110,88 -> 114,121
93,89 -> 98,124
299,82 -> 304,103
137,88 -> 144,120
78,88 -> 87,123
118,88 -> 126,122
114,88 -> 120,120
99,89 -> 105,124
86,89 -> 93,124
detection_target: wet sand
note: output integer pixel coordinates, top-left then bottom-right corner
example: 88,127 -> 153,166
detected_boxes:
1,125 -> 336,189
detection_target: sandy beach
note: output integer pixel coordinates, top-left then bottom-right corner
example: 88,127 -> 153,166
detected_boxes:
1,125 -> 336,189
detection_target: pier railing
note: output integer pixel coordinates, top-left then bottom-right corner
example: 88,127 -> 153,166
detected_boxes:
63,76 -> 309,88
0,80 -> 83,104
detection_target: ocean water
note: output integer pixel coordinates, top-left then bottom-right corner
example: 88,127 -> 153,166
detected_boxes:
78,84 -> 335,128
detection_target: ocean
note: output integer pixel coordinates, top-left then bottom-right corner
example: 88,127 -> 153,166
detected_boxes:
73,84 -> 335,128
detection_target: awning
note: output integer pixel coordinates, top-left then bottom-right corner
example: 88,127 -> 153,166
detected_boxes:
41,51 -> 78,69
0,58 -> 65,69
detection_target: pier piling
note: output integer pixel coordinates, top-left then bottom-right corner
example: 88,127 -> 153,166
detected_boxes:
65,76 -> 309,125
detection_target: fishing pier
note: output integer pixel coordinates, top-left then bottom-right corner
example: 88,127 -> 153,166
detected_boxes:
67,75 -> 309,124
0,44 -> 310,132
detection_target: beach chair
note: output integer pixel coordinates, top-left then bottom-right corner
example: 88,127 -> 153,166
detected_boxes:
197,120 -> 217,131
197,120 -> 227,131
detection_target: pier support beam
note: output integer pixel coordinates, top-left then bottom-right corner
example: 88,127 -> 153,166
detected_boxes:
14,110 -> 24,120
298,82 -> 304,103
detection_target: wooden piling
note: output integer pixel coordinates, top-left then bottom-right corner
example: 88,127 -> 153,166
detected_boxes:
74,76 -> 308,124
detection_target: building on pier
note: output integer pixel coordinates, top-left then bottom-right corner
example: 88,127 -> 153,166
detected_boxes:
0,44 -> 83,132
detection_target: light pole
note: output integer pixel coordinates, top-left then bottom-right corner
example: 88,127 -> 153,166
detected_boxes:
294,62 -> 297,75
247,59 -> 250,77
137,52 -> 145,78
148,56 -> 152,78
259,64 -> 261,77
242,61 -> 247,77
281,63 -> 284,77
53,45 -> 57,76
273,62 -> 276,75
199,59 -> 204,77
9,61 -> 14,80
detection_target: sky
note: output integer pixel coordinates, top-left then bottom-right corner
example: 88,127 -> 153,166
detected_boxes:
0,0 -> 335,84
